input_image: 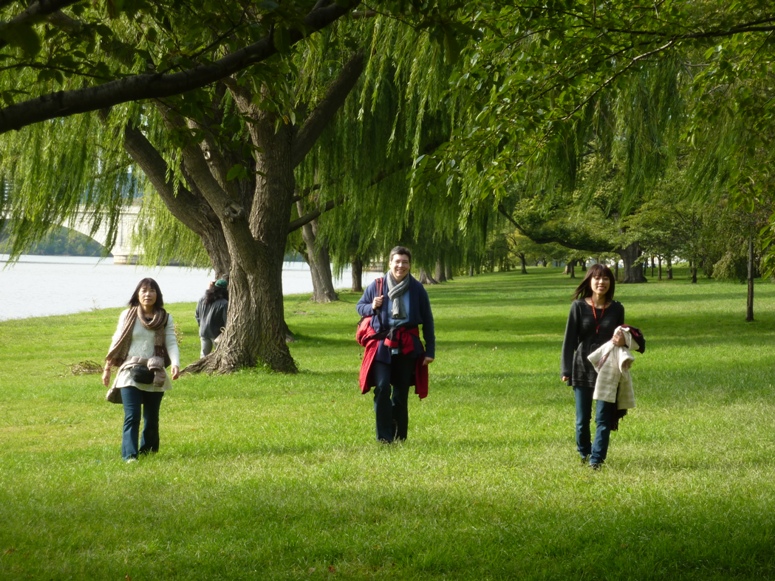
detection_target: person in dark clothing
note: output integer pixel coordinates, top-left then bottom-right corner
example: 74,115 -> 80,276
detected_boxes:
561,263 -> 626,470
195,278 -> 229,357
356,246 -> 435,444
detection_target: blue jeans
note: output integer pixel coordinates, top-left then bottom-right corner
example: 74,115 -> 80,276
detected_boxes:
574,386 -> 618,465
121,386 -> 165,460
372,355 -> 416,442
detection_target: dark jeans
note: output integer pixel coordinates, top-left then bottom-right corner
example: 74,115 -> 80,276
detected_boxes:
372,354 -> 416,442
574,386 -> 618,465
121,386 -> 165,460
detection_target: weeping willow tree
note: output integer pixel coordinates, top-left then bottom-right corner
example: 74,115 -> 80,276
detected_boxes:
0,0 -> 361,134
427,2 -> 775,284
296,12 -> 499,285
1,0 -> 487,374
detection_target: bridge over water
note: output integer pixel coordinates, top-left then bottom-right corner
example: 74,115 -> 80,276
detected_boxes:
64,203 -> 142,264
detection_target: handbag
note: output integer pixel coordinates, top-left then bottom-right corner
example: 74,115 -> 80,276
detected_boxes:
129,364 -> 155,384
105,386 -> 122,404
623,325 -> 646,353
356,277 -> 384,346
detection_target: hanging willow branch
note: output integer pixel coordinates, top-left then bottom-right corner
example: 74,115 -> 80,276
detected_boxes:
0,0 -> 362,133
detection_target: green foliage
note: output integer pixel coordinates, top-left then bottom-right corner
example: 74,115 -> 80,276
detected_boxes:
132,190 -> 212,267
712,251 -> 748,282
423,2 -> 775,270
294,13 -> 478,271
2,270 -> 775,578
6,1 -> 775,285
0,111 -> 134,258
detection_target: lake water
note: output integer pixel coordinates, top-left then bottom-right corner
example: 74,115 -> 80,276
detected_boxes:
0,255 -> 381,321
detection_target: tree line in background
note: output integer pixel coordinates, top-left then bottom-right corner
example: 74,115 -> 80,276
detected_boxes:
0,226 -> 103,257
1,1 -> 774,371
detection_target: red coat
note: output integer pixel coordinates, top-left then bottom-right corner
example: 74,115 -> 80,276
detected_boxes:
358,326 -> 429,399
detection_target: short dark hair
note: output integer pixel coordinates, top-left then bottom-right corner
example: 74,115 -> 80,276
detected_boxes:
128,278 -> 164,308
389,246 -> 412,263
572,263 -> 616,302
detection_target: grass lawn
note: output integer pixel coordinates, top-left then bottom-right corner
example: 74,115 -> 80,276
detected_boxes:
1,267 -> 774,580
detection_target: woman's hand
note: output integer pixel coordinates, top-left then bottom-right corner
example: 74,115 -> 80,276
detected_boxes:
102,367 -> 111,387
171,366 -> 180,380
372,295 -> 383,310
422,356 -> 434,366
561,376 -> 570,382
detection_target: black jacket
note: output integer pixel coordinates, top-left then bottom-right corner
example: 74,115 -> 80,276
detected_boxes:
561,299 -> 625,388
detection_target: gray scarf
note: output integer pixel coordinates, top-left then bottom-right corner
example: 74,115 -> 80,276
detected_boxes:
387,273 -> 410,319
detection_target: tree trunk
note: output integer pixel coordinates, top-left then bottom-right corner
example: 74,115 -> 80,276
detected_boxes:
667,256 -> 673,280
117,48 -> 365,375
434,259 -> 447,283
619,242 -> 647,283
746,234 -> 754,322
418,268 -> 437,284
306,241 -> 339,302
445,262 -> 454,281
519,252 -> 528,274
296,201 -> 338,303
186,111 -> 297,374
351,256 -> 363,292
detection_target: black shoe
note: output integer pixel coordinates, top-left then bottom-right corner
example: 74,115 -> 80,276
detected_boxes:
580,454 -> 590,466
589,462 -> 603,471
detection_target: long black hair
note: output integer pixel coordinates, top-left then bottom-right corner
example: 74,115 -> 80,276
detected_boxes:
572,263 -> 616,302
128,278 -> 164,308
204,284 -> 228,305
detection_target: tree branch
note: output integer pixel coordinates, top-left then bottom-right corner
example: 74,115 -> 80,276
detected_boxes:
0,0 -> 81,50
288,198 -> 343,232
497,203 -> 613,253
561,38 -> 677,121
292,51 -> 365,168
0,0 -> 361,134
120,120 -> 232,274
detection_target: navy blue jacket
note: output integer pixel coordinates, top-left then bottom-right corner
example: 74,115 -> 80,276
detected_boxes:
356,275 -> 435,363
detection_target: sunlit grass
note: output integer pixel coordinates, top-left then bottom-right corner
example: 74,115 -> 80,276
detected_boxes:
1,267 -> 774,579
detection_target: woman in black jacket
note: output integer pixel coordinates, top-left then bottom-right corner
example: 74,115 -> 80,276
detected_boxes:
195,278 -> 229,357
561,263 -> 625,470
